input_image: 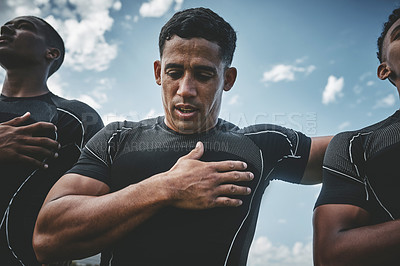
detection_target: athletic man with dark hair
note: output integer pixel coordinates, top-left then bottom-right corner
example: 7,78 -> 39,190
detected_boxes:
0,16 -> 103,265
313,7 -> 400,266
34,8 -> 330,266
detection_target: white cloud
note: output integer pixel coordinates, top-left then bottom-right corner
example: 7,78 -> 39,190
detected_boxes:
228,94 -> 240,105
295,57 -> 307,64
374,94 -> 396,109
3,0 -> 120,72
174,0 -> 184,11
248,236 -> 312,266
140,0 -> 184,18
78,94 -> 102,109
47,73 -> 68,98
359,72 -> 372,81
366,81 -> 375,86
338,121 -> 350,130
0,69 -> 5,85
47,76 -> 112,110
145,108 -> 163,118
262,61 -> 315,84
6,0 -> 42,16
322,75 -> 344,105
113,1 -> 122,11
262,64 -> 296,83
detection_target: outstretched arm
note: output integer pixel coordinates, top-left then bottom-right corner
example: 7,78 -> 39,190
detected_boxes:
33,142 -> 254,263
313,204 -> 400,266
301,136 -> 332,184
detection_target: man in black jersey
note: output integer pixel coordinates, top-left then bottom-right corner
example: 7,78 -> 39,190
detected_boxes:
313,7 -> 400,266
34,8 -> 330,266
0,16 -> 103,265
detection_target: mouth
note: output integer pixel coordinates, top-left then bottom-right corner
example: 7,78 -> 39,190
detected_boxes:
175,104 -> 198,117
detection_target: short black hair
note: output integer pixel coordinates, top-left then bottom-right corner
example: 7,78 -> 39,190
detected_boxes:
158,7 -> 237,66
377,7 -> 400,62
27,16 -> 65,76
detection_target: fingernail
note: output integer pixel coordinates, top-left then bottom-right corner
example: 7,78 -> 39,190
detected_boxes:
237,200 -> 243,206
243,162 -> 247,169
43,164 -> 49,169
196,142 -> 201,148
54,152 -> 59,158
58,144 -> 61,149
247,187 -> 251,194
249,172 -> 254,180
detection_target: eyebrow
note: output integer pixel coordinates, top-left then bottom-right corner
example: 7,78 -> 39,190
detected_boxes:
390,24 -> 400,42
4,19 -> 37,30
165,63 -> 217,73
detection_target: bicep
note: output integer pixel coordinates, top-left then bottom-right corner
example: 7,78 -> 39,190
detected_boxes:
44,173 -> 110,204
314,204 -> 371,237
301,136 -> 333,184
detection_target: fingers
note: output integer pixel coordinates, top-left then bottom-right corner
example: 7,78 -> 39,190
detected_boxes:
18,145 -> 59,162
20,121 -> 57,138
13,154 -> 49,169
218,184 -> 251,196
213,197 -> 244,207
24,136 -> 60,151
182,141 -> 204,160
219,170 -> 254,183
1,112 -> 31,126
212,160 -> 248,172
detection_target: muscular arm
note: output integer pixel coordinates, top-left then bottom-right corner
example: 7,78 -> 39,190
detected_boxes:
33,142 -> 254,263
313,204 -> 400,266
301,136 -> 332,184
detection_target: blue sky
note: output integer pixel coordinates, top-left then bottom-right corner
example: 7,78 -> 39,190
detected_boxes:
1,0 -> 400,265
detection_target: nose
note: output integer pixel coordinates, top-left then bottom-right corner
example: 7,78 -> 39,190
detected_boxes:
177,73 -> 197,98
1,24 -> 15,36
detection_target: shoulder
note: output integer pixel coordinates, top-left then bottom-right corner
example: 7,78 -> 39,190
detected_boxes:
98,117 -> 159,139
239,123 -> 309,147
325,113 -> 398,164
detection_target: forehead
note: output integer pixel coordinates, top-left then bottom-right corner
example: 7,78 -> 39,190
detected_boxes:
383,18 -> 400,48
162,36 -> 222,66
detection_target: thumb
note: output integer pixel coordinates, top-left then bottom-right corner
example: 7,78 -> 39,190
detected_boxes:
184,141 -> 204,160
1,112 -> 31,126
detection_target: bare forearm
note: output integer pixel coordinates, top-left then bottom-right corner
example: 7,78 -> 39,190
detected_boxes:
34,142 -> 253,262
315,217 -> 400,265
34,179 -> 167,263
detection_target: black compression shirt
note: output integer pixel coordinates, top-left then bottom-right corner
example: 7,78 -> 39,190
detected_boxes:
68,116 -> 311,266
0,92 -> 103,266
315,110 -> 400,224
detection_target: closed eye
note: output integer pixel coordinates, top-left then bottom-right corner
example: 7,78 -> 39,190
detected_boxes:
195,72 -> 213,82
166,70 -> 183,80
17,23 -> 34,30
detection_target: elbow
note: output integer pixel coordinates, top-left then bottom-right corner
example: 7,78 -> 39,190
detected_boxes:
33,231 -> 56,264
314,248 -> 345,266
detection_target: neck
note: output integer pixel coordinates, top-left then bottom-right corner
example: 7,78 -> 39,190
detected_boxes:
1,68 -> 50,97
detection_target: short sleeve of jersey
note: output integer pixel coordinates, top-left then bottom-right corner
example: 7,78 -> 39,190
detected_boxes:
241,124 -> 311,184
66,122 -> 119,186
314,132 -> 369,211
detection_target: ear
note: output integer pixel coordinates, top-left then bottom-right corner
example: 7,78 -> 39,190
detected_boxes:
154,60 -> 162,86
223,67 -> 237,92
46,48 -> 60,61
377,62 -> 392,80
